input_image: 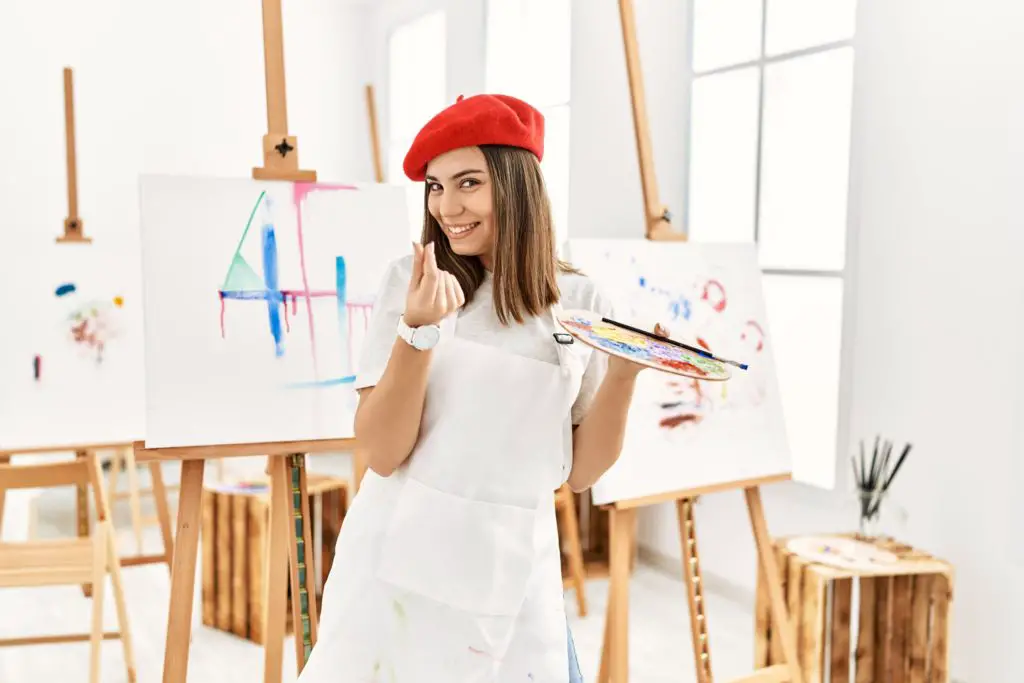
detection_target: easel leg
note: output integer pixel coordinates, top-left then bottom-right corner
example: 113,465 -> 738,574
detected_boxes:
600,505 -> 636,682
677,498 -> 713,683
123,446 -> 145,554
264,456 -> 291,683
77,450 -> 93,597
285,453 -> 319,673
162,459 -> 205,683
0,455 -> 9,533
744,487 -> 804,683
149,461 -> 175,569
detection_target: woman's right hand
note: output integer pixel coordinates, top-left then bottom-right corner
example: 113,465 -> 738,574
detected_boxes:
403,241 -> 465,327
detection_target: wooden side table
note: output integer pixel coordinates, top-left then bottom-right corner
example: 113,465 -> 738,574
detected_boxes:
199,474 -> 349,644
755,534 -> 953,683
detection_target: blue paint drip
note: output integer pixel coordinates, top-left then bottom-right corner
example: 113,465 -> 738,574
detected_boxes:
55,283 -> 77,297
261,223 -> 284,357
285,375 -> 356,389
335,256 -> 349,376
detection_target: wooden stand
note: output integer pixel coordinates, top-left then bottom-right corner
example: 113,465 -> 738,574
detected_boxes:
756,535 -> 952,683
365,84 -> 384,183
137,438 -> 355,683
251,0 -> 316,182
0,443 -> 174,599
57,67 -> 91,244
618,0 -> 683,242
597,3 -> 803,680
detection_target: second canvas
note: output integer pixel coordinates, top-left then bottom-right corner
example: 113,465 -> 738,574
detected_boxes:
139,175 -> 411,449
564,239 -> 792,505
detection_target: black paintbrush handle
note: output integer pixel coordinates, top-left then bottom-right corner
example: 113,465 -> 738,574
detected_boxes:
600,316 -> 749,370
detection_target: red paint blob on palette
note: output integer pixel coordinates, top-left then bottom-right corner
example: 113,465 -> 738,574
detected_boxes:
555,309 -> 731,381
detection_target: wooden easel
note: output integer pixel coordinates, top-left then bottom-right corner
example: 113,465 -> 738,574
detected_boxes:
57,66 -> 90,244
595,2 -> 804,682
145,2 -> 341,682
138,439 -> 345,683
364,83 -> 385,184
251,0 -> 316,183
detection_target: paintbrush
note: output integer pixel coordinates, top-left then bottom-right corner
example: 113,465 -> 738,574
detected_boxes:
866,440 -> 914,519
600,316 -> 749,370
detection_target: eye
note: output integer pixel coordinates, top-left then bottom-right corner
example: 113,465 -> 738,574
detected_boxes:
427,182 -> 442,193
460,178 -> 480,189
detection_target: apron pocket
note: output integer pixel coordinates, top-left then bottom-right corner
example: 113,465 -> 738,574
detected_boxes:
376,477 -> 537,617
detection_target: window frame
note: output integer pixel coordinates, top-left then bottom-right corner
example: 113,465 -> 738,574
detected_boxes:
680,0 -> 861,492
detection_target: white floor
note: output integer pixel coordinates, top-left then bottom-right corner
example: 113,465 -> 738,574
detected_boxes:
0,462 -> 759,683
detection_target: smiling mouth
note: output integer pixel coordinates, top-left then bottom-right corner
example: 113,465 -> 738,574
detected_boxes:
444,222 -> 479,240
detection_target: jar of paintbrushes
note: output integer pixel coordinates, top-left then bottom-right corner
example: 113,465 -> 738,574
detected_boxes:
850,436 -> 912,539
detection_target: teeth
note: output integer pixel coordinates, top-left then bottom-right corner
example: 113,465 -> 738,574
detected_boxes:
446,222 -> 478,234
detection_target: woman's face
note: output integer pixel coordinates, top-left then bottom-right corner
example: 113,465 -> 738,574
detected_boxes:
425,146 -> 496,268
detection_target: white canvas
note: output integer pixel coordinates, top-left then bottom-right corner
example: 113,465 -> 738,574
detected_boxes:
0,236 -> 146,451
139,175 -> 411,449
564,239 -> 792,505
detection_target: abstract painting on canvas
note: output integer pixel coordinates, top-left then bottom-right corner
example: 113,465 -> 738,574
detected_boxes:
564,239 -> 792,505
0,234 -> 145,451
138,176 -> 410,449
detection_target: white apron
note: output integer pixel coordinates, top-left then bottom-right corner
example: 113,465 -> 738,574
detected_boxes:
298,305 -> 588,683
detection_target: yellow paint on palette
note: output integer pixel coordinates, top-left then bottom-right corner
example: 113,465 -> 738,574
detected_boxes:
113,296 -> 124,307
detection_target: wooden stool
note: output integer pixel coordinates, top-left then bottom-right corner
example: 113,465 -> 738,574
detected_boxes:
555,483 -> 588,617
755,534 -> 953,683
200,474 -> 349,644
0,453 -> 137,683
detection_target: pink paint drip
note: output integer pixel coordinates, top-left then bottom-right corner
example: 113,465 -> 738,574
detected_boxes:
291,182 -> 359,381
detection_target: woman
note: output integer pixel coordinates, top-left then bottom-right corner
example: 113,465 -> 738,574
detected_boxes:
299,93 -> 662,682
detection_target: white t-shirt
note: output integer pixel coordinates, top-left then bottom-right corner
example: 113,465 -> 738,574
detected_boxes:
354,254 -> 615,425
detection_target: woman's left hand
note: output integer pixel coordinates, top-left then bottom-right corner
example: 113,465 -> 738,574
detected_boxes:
606,323 -> 670,379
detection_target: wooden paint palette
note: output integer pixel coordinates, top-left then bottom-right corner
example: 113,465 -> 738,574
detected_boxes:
555,309 -> 731,381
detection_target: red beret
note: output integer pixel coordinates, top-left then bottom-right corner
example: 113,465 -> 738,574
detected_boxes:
402,94 -> 545,181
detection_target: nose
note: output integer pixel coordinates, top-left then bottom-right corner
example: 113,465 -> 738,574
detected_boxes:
439,190 -> 464,219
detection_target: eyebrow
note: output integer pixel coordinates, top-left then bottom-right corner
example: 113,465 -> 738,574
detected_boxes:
424,169 -> 486,182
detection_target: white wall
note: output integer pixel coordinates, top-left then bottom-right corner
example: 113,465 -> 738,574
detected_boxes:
570,0 -> 1024,680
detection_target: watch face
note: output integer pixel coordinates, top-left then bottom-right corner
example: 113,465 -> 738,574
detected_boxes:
413,325 -> 440,350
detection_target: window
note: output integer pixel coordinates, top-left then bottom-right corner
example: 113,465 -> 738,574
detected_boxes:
387,10 -> 447,239
485,0 -> 572,253
685,0 -> 856,488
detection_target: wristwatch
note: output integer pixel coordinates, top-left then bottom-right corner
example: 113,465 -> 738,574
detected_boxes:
397,316 -> 441,351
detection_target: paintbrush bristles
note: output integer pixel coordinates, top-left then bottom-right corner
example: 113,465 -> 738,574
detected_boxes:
853,435 -> 914,521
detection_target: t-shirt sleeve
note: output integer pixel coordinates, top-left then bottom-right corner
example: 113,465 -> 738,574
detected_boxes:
353,255 -> 413,391
570,283 -> 617,425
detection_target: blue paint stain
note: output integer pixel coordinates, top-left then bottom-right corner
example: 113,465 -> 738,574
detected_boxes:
261,223 -> 284,357
335,256 -> 349,376
219,289 -> 285,303
55,283 -> 76,297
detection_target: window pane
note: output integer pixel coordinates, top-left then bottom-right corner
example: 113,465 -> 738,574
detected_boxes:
486,0 -> 570,107
688,68 -> 760,243
758,48 -> 854,271
762,273 -> 844,489
388,10 -> 446,143
540,104 -> 570,252
692,0 -> 763,73
765,0 -> 857,56
387,137 -> 425,241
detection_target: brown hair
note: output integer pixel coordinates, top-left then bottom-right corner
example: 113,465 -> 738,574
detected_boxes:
419,145 -> 579,325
